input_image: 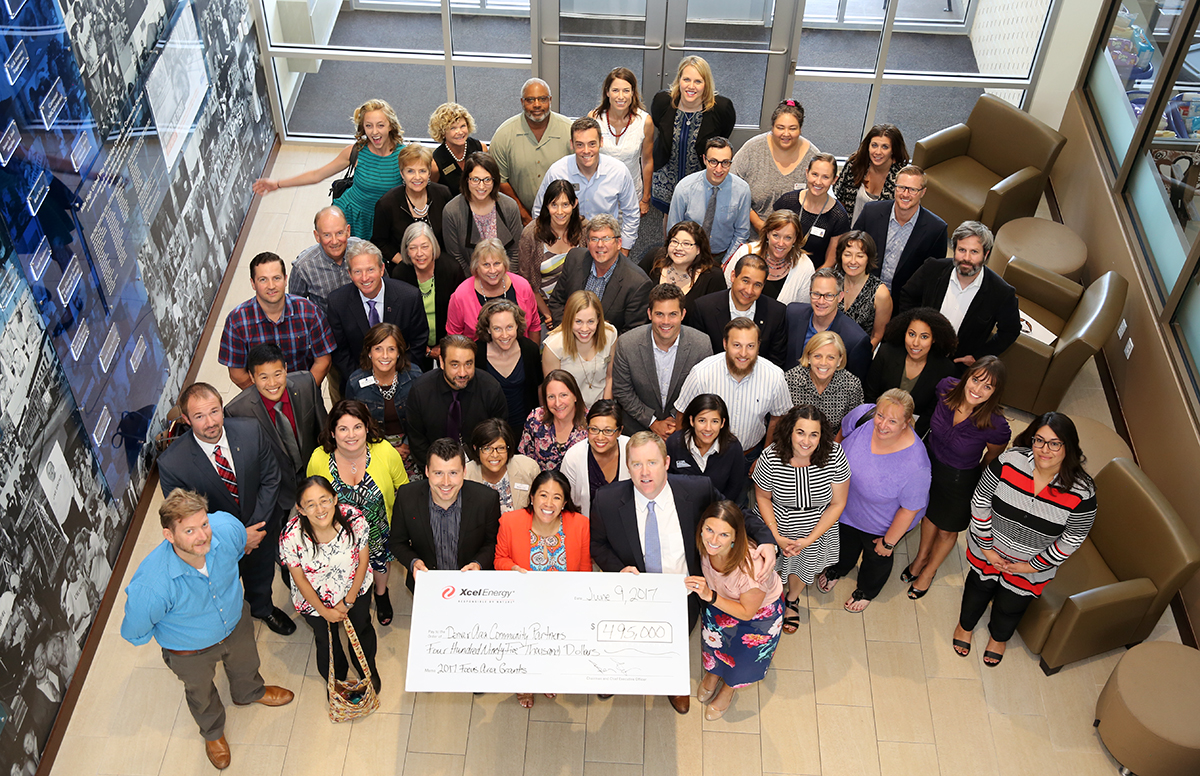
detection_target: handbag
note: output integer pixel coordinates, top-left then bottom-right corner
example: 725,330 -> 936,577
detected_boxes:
154,405 -> 188,453
329,142 -> 363,200
326,618 -> 379,722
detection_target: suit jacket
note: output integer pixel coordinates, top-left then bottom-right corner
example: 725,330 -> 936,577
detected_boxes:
896,259 -> 1021,361
390,256 -> 466,367
611,325 -> 712,434
650,92 -> 737,170
863,343 -> 957,438
589,475 -> 775,629
158,417 -> 282,531
547,247 -> 652,334
372,181 -> 453,262
405,369 -> 509,469
686,289 -> 788,368
495,509 -> 591,571
327,278 -> 429,390
783,303 -> 873,380
389,480 -> 501,592
224,371 -> 327,510
852,201 -> 948,293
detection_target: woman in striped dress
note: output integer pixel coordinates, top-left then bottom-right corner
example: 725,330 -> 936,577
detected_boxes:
752,405 -> 850,634
952,412 -> 1097,667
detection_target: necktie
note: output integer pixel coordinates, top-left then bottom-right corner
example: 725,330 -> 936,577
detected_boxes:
644,501 -> 662,573
702,185 -> 719,237
273,401 -> 303,473
367,300 -> 380,327
446,390 -> 462,442
212,445 -> 239,505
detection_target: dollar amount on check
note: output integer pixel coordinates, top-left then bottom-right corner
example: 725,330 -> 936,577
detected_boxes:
405,570 -> 691,695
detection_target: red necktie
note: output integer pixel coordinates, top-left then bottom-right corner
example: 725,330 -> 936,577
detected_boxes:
213,445 -> 240,505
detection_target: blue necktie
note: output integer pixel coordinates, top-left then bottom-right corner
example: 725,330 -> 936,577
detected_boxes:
644,501 -> 662,573
367,300 -> 380,327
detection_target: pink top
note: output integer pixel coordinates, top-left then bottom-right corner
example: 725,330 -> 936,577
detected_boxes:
445,272 -> 543,340
701,544 -> 783,607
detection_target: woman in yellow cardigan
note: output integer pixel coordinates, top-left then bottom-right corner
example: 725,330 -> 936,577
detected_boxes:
308,400 -> 408,626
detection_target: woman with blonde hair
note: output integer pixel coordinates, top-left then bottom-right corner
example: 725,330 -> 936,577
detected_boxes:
542,290 -> 616,409
253,98 -> 404,240
428,102 -> 488,193
723,210 -> 812,304
372,143 -> 453,264
784,331 -> 863,429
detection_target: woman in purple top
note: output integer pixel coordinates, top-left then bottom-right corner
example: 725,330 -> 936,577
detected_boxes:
817,389 -> 930,612
901,357 -> 1010,599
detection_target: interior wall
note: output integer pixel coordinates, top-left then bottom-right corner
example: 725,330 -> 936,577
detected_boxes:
1026,0 -> 1105,128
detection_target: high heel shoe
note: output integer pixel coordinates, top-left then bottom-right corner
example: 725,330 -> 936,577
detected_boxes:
374,588 -> 393,626
899,564 -> 918,584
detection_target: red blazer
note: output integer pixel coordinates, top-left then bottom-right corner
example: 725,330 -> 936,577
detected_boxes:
495,509 -> 592,572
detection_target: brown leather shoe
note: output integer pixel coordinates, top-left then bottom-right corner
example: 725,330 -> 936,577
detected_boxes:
668,694 -> 690,715
237,685 -> 294,707
205,736 -> 231,770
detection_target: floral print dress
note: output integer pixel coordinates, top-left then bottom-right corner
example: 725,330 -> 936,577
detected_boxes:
699,545 -> 784,688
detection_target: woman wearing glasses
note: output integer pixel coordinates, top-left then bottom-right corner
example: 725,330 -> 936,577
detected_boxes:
640,221 -> 725,307
442,152 -> 522,275
560,400 -> 631,517
465,418 -> 540,512
952,413 -> 1096,667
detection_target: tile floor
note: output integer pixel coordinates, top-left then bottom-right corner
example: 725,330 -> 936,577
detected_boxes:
49,144 -> 1181,776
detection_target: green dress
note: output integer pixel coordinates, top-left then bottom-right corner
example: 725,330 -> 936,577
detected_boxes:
333,143 -> 405,241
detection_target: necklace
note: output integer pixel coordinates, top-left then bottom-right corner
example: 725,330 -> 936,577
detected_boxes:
683,109 -> 703,129
407,192 -> 429,218
446,142 -> 467,163
605,111 -> 631,141
663,264 -> 692,287
377,373 -> 399,400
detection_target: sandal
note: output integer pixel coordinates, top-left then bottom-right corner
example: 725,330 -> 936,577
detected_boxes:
952,639 -> 972,657
374,588 -> 393,626
843,590 -> 871,613
816,571 -> 838,594
517,693 -> 535,708
782,597 -> 801,634
907,584 -> 930,600
899,563 -> 918,583
983,642 -> 1006,667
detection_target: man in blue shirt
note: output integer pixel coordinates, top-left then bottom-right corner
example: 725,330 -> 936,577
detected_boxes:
667,137 -> 751,263
122,490 -> 294,770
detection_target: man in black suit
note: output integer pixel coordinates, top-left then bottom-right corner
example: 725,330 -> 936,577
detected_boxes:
158,383 -> 295,635
896,221 -> 1021,367
224,343 -> 327,512
326,240 -> 429,394
590,432 -> 776,715
686,254 -> 788,368
390,438 -> 500,593
405,335 -> 508,468
784,268 -> 873,379
547,214 -> 652,333
851,165 -> 948,293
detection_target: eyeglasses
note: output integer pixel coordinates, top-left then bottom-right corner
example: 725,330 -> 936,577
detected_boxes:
704,158 -> 733,169
588,235 -> 616,245
587,426 -> 619,437
468,176 -> 493,185
522,95 -> 551,104
895,185 -> 925,195
302,496 -> 334,510
668,238 -> 697,249
1031,436 -> 1064,452
480,443 -> 508,455
810,290 -> 840,301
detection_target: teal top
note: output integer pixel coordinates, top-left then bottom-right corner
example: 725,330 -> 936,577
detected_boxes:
333,143 -> 405,240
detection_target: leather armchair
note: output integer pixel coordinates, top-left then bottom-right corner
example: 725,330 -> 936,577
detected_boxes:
997,257 -> 1128,416
912,94 -> 1066,234
1018,458 -> 1200,676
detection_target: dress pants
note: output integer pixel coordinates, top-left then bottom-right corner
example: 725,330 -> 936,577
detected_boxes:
239,516 -> 281,618
303,600 -> 378,686
958,569 -> 1035,642
160,603 -> 265,740
824,523 -> 894,600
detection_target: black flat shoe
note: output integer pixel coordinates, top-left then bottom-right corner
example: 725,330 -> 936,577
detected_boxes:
899,564 -> 918,584
374,588 -> 393,626
260,608 -> 297,636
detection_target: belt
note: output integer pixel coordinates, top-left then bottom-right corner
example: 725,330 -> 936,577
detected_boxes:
164,629 -> 235,656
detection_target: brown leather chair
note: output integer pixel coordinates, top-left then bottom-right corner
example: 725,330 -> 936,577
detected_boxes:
997,257 -> 1128,416
912,94 -> 1066,235
1018,458 -> 1200,676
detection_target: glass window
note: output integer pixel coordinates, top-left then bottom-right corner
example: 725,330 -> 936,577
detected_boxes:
1173,271 -> 1200,395
793,82 -> 871,156
452,2 -> 531,57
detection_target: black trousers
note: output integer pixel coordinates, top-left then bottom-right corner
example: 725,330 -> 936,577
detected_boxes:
303,600 -> 379,686
238,517 -> 281,618
958,569 -> 1035,643
825,523 -> 894,600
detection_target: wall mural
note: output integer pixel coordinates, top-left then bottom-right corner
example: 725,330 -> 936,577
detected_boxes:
0,0 -> 273,769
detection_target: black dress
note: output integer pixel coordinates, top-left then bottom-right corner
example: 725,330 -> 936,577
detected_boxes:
480,337 -> 543,432
433,137 -> 484,195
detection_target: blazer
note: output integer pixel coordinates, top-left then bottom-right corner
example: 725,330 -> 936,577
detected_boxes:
405,369 -> 509,469
158,418 -> 282,530
686,289 -> 789,368
390,256 -> 466,366
852,201 -> 948,293
223,371 -> 327,510
784,302 -> 873,380
638,258 -> 728,309
650,92 -> 737,170
495,509 -> 591,571
371,181 -> 453,262
896,258 -> 1021,361
611,325 -> 713,434
863,343 -> 958,438
390,480 -> 501,592
546,247 -> 653,334
666,431 -> 747,506
464,454 -> 541,510
589,475 -> 775,629
480,336 -> 544,430
559,436 -> 632,518
442,193 -> 523,276
327,278 -> 429,391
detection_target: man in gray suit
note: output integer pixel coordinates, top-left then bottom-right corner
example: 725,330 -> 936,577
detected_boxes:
224,343 -> 327,512
547,214 -> 652,333
611,284 -> 713,437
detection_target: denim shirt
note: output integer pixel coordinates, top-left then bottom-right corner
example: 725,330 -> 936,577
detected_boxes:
345,365 -> 423,427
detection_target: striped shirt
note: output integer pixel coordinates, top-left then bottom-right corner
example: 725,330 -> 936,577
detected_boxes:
880,207 -> 917,290
430,490 -> 463,572
218,294 -> 336,372
289,240 -> 359,314
967,448 -> 1097,596
674,353 -> 791,450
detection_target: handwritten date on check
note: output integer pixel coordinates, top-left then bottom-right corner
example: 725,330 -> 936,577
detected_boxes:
405,570 -> 691,695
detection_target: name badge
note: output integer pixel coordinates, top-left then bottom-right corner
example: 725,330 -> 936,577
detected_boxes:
810,226 -> 826,238
794,181 -> 804,189
358,375 -> 377,388
572,182 -> 580,191
675,461 -> 692,468
513,483 -> 530,491
442,163 -> 456,175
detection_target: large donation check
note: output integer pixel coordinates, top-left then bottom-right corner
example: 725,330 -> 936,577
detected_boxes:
405,570 -> 691,695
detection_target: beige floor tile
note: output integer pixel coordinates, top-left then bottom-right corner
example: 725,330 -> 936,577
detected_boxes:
256,181 -> 299,216
877,741 -> 940,776
584,694 -> 644,764
810,607 -> 872,706
279,675 -> 352,773
926,677 -> 998,776
402,752 -> 465,776
978,634 -> 1046,717
1038,661 -> 1106,753
408,692 -> 474,755
98,666 -> 183,775
580,764 -> 641,776
862,585 -> 920,644
49,735 -> 103,776
816,704 -> 881,776
463,692 -> 529,776
806,567 -> 857,610
641,694 -> 703,776
700,677 -> 760,733
758,670 -> 820,775
771,599 -> 814,671
345,711 -> 410,776
528,692 -> 589,724
988,713 -> 1056,776
156,737 -> 287,776
524,721 -> 585,776
867,641 -> 934,744
702,730 -> 762,775
915,584 -> 981,681
221,645 -> 304,744
377,615 -> 416,715
1050,749 -> 1123,775
278,230 -> 318,262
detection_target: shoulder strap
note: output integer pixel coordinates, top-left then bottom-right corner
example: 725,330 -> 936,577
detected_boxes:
347,142 -> 362,172
854,407 -> 875,430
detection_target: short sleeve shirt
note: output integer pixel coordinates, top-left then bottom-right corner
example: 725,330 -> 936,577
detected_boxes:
279,507 -> 371,615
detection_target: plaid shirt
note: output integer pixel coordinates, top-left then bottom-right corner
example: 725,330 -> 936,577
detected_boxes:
218,294 -> 336,371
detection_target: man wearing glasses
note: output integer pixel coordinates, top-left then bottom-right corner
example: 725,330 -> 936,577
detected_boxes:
851,164 -> 948,292
783,267 -> 873,379
667,137 -> 751,263
490,78 -> 573,224
546,214 -> 652,334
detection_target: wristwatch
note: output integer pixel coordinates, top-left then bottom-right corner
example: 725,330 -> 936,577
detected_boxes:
881,540 -> 895,551
345,599 -> 355,609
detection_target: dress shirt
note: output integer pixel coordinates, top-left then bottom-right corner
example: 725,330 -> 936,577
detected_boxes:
260,391 -> 298,438
430,490 -> 463,572
880,206 -> 918,289
584,259 -> 616,299
652,335 -> 680,409
939,267 -> 985,333
687,437 -> 721,473
532,154 -> 640,246
120,511 -> 247,651
674,353 -> 792,450
218,294 -> 336,372
633,484 -> 687,575
289,240 -> 358,314
194,429 -> 237,477
359,285 -> 385,325
667,171 -> 752,259
490,111 -> 574,210
728,296 -> 755,320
